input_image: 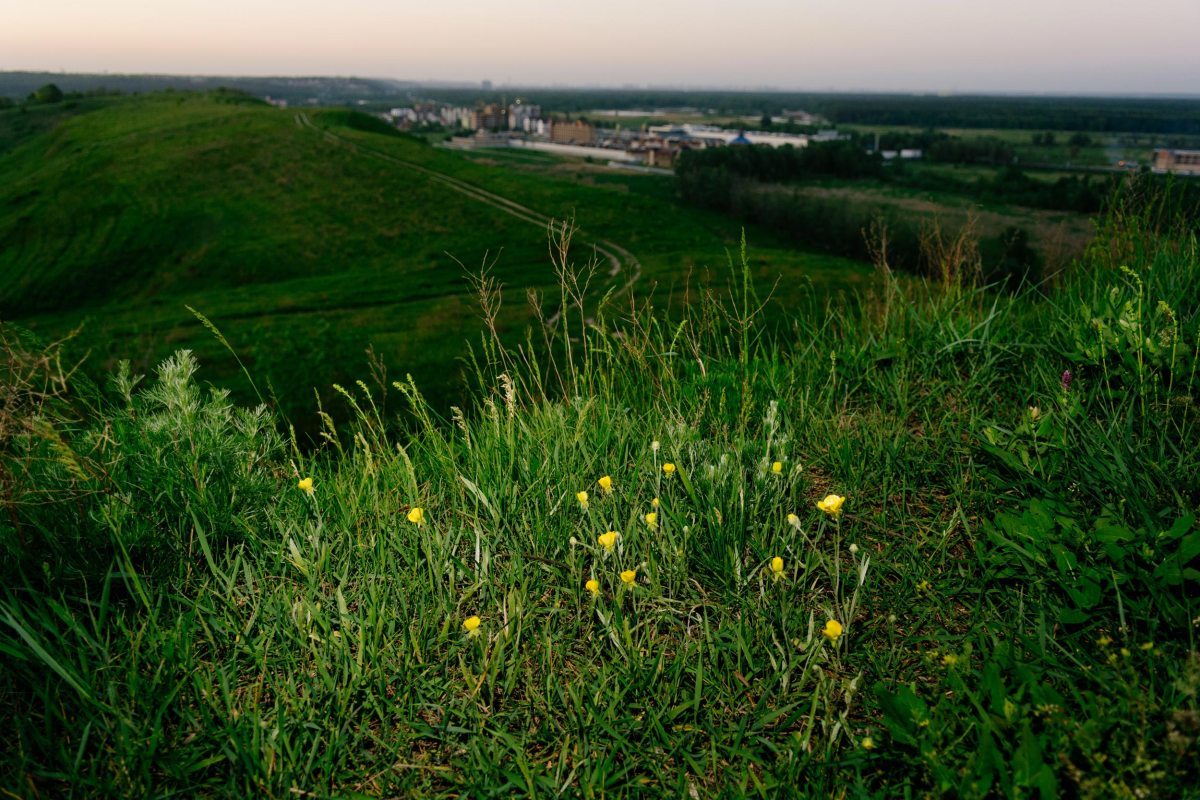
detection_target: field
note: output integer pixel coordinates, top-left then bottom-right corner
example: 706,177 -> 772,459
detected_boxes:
758,178 -> 1096,274
0,92 -> 867,430
2,193 -> 1198,796
840,123 -> 1156,169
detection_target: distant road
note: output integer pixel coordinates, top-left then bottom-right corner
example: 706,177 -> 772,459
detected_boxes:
295,114 -> 642,308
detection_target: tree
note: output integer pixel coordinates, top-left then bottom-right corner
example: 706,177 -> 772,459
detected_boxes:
28,83 -> 64,105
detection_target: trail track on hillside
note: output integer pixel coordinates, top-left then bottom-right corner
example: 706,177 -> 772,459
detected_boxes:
297,114 -> 643,321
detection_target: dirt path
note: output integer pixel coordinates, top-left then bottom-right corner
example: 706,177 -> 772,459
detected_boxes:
296,114 -> 642,306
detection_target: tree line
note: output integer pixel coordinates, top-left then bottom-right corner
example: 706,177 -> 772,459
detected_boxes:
676,141 -> 1113,214
676,141 -> 1200,287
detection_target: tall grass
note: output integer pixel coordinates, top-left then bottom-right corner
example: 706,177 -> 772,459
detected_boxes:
1,193 -> 1197,797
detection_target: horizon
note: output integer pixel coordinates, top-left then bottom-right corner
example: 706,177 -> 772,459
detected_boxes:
5,0 -> 1199,96
6,69 -> 1200,102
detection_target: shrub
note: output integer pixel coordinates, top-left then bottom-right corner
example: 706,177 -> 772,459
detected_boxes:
1,345 -> 284,588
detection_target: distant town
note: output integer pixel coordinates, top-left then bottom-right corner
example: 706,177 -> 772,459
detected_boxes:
370,100 -> 851,168
356,98 -> 851,169
375,99 -> 1198,175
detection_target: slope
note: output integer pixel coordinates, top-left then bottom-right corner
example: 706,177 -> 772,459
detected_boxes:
0,91 -> 869,426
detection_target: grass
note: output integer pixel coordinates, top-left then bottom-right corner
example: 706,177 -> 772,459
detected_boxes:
0,95 -> 121,156
0,92 -> 868,434
1,188 -> 1197,796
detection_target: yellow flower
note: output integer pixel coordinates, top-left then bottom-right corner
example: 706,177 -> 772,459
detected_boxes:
585,578 -> 600,597
598,475 -> 613,495
772,461 -> 783,474
916,579 -> 932,593
786,513 -> 800,527
598,531 -> 619,551
1140,641 -> 1155,651
816,494 -> 845,517
644,511 -> 658,530
620,569 -> 637,585
297,477 -> 314,495
577,491 -> 589,510
861,736 -> 875,750
651,497 -> 660,508
662,462 -> 676,476
1028,405 -> 1041,421
1097,635 -> 1112,647
942,653 -> 958,667
822,619 -> 843,642
462,615 -> 481,637
770,556 -> 784,576
407,507 -> 425,526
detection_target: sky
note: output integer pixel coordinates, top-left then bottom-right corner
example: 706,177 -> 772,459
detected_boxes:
4,0 -> 1199,95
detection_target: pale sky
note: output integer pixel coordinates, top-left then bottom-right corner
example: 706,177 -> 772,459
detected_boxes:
3,0 -> 1198,94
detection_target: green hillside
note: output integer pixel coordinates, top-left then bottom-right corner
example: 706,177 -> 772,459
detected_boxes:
0,91 -> 868,429
1,195 -> 1197,796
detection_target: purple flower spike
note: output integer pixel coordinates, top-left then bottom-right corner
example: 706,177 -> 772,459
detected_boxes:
1061,369 -> 1073,392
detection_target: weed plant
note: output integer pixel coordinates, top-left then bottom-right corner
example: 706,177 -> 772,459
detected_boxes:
1,197 -> 1197,797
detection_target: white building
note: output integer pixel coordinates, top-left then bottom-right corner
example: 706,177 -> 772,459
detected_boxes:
507,102 -> 542,133
646,124 -> 814,149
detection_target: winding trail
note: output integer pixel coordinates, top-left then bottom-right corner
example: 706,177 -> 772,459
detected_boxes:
296,114 -> 642,317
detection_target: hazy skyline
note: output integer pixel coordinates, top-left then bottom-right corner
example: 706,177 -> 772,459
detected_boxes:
5,0 -> 1199,95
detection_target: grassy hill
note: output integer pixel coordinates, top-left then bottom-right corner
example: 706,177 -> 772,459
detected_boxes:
0,91 -> 867,430
1,194 -> 1196,796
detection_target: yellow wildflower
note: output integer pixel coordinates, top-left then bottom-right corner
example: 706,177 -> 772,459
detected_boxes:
772,461 -> 783,474
585,578 -> 600,597
620,569 -> 637,585
849,543 -> 859,555
297,477 -> 314,495
1120,647 -> 1131,658
1097,635 -> 1112,647
645,511 -> 658,530
407,507 -> 425,526
1140,641 -> 1154,651
787,513 -> 800,527
1029,406 -> 1041,421
861,736 -> 876,751
942,653 -> 958,667
822,619 -> 843,642
816,494 -> 845,517
770,556 -> 784,577
462,616 -> 481,637
577,491 -> 589,510
663,463 -> 676,476
598,475 -> 613,495
651,497 -> 660,508
598,531 -> 619,551
916,579 -> 932,592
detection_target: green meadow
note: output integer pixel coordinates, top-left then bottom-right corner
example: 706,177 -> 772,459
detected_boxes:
1,91 -> 1198,797
0,91 -> 866,430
